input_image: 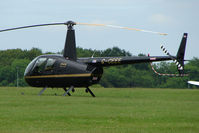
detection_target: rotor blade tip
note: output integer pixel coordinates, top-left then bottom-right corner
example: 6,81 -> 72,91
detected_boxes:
160,33 -> 168,36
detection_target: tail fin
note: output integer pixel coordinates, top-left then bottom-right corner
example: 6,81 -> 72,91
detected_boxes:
63,21 -> 77,61
176,33 -> 188,74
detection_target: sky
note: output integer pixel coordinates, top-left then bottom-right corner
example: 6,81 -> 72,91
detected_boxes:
0,0 -> 198,59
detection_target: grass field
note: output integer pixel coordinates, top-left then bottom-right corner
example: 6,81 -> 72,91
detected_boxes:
0,87 -> 199,133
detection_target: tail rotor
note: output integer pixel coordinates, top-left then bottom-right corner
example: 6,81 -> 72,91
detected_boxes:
150,33 -> 189,77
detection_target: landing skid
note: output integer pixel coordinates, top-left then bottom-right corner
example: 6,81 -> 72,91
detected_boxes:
63,86 -> 95,97
63,86 -> 96,97
38,86 -> 95,97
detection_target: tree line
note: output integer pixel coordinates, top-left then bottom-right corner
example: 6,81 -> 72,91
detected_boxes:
0,47 -> 198,88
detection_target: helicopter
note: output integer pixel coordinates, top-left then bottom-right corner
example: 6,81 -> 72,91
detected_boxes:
0,21 -> 188,97
188,81 -> 199,86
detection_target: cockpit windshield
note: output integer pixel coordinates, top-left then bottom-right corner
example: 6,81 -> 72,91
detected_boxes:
24,57 -> 38,76
24,57 -> 56,76
33,58 -> 47,74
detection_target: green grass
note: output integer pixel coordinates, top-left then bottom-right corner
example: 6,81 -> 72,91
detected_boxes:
0,87 -> 199,133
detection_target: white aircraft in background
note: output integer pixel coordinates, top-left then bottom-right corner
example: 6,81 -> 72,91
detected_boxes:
188,81 -> 199,86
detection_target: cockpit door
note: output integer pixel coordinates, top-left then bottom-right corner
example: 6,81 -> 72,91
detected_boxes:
31,57 -> 56,75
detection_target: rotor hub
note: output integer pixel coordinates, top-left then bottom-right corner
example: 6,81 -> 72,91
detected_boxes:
65,21 -> 76,30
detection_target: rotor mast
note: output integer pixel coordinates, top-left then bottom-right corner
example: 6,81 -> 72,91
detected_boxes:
63,21 -> 77,60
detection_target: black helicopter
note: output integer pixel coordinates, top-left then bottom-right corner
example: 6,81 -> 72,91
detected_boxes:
0,21 -> 188,97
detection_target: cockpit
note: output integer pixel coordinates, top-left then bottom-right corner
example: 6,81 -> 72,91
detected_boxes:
24,57 -> 56,76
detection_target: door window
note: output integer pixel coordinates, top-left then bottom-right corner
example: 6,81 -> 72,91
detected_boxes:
45,58 -> 56,71
32,58 -> 47,74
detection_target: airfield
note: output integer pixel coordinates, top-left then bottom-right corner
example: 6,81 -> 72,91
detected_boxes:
0,87 -> 198,133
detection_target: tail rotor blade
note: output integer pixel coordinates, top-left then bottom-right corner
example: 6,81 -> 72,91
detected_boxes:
76,22 -> 168,36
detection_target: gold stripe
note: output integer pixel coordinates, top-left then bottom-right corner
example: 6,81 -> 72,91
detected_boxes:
25,73 -> 91,79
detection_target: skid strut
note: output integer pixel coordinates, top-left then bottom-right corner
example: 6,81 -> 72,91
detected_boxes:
38,87 -> 47,96
63,86 -> 74,96
63,87 -> 71,96
86,87 -> 96,97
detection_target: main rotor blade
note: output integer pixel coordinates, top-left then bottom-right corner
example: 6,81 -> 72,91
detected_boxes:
0,21 -> 168,36
76,22 -> 168,36
0,22 -> 65,32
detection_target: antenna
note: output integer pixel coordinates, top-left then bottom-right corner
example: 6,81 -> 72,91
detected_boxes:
91,50 -> 96,58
